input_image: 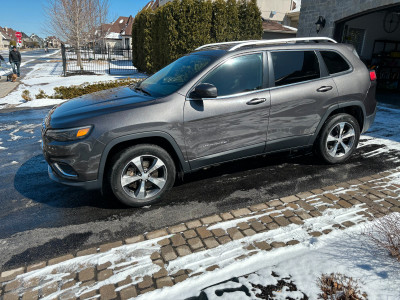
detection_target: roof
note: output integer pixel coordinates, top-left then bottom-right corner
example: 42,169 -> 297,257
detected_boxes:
104,15 -> 134,38
262,20 -> 297,34
142,0 -> 159,11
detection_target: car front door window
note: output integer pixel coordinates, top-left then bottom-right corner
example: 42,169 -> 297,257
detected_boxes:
199,53 -> 263,97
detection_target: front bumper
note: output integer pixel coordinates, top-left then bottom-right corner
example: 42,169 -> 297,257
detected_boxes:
48,165 -> 102,190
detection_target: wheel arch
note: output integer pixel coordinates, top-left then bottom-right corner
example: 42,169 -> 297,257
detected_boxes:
310,102 -> 365,145
99,132 -> 190,191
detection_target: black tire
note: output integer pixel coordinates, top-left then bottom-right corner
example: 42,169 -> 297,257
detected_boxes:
315,113 -> 360,164
109,144 -> 176,207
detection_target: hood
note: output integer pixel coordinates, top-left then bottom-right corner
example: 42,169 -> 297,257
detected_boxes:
49,86 -> 155,127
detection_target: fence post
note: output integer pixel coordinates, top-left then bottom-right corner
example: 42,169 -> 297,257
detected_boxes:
108,45 -> 111,75
61,43 -> 67,77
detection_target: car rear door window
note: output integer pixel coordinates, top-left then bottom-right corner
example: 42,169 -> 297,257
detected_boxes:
320,51 -> 351,75
271,51 -> 320,87
200,53 -> 263,97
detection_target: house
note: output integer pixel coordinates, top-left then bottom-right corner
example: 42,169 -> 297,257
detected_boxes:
0,29 -> 11,49
45,36 -> 61,48
297,0 -> 400,94
30,34 -> 45,48
0,26 -> 17,48
100,16 -> 134,49
262,19 -> 297,39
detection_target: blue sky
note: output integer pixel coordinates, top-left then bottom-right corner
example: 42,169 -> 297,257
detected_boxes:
0,0 -> 150,38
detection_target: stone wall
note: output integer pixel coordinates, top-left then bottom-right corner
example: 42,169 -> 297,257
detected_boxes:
297,0 -> 400,38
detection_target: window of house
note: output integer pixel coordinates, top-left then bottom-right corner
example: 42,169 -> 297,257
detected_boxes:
271,51 -> 320,86
200,53 -> 263,97
320,51 -> 351,75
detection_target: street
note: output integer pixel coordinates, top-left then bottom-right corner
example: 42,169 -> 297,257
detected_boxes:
0,103 -> 399,271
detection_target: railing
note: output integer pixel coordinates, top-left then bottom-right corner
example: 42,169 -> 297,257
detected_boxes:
61,44 -> 137,76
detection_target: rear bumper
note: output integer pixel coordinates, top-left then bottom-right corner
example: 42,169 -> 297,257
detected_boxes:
48,165 -> 102,190
362,106 -> 377,134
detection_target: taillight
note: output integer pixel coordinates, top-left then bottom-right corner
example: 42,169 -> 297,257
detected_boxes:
369,70 -> 377,81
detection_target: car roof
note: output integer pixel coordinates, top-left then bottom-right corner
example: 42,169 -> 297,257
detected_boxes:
193,37 -> 351,54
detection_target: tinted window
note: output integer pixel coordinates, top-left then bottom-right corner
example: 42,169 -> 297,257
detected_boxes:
200,54 -> 263,97
271,51 -> 320,86
139,54 -> 217,97
320,51 -> 350,75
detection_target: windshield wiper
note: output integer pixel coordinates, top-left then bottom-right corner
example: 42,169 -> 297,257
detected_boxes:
134,86 -> 152,96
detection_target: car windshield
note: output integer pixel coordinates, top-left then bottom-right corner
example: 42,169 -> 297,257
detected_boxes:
137,54 -> 217,97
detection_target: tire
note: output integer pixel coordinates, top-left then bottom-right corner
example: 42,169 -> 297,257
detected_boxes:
315,113 -> 360,164
109,144 -> 176,207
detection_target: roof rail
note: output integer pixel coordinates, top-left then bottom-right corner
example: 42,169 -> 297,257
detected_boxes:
195,37 -> 337,51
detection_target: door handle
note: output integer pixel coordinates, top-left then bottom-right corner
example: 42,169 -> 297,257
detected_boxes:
246,98 -> 266,105
317,86 -> 333,92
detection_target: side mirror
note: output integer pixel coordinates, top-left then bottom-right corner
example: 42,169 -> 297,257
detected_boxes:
191,83 -> 217,99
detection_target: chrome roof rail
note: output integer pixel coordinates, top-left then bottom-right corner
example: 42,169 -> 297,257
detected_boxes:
195,37 -> 337,51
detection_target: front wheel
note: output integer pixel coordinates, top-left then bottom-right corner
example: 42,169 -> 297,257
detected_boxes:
109,144 -> 176,207
315,113 -> 360,164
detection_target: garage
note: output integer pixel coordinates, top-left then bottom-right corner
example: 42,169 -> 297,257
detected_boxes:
297,0 -> 400,103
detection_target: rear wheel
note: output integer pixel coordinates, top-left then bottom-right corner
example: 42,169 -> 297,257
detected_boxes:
109,144 -> 176,207
315,113 -> 360,164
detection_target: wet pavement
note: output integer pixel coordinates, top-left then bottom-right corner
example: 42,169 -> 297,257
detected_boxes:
0,105 -> 399,271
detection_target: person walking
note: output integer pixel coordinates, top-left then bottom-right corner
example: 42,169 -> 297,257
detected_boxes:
9,46 -> 21,77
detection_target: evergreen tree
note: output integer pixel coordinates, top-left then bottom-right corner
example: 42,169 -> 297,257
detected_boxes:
225,0 -> 240,42
211,0 -> 227,43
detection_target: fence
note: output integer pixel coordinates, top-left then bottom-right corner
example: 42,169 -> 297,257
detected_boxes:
61,44 -> 138,76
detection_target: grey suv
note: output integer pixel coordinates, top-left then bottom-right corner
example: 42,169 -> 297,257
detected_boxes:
42,37 -> 377,207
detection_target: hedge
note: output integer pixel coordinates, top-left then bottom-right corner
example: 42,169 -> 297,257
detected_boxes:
132,0 -> 263,74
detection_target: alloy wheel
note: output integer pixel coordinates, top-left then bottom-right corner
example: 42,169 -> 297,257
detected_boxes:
325,122 -> 356,158
120,155 -> 167,201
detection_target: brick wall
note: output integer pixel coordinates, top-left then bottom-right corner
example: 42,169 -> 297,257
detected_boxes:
297,0 -> 400,38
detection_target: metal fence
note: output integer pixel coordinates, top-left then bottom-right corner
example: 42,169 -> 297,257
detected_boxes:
61,44 -> 138,76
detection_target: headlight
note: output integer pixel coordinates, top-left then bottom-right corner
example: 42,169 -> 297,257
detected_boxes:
46,126 -> 93,142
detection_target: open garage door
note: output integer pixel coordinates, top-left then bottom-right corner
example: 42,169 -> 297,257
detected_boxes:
334,4 -> 400,104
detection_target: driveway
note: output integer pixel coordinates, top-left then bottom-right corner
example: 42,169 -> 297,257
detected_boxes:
0,103 -> 399,271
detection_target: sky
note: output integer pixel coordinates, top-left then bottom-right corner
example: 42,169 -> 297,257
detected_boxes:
0,0 -> 151,38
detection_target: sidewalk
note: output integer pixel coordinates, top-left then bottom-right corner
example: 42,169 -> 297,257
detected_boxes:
1,167 -> 399,300
0,77 -> 19,99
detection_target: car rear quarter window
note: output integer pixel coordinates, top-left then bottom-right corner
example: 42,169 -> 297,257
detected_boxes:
320,51 -> 351,75
271,51 -> 320,87
200,53 -> 263,97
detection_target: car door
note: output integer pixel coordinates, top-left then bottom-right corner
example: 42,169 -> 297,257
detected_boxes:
183,52 -> 271,170
266,50 -> 339,151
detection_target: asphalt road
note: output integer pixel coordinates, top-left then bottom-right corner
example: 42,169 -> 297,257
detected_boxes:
0,105 -> 399,271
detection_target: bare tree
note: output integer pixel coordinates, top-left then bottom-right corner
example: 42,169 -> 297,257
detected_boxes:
45,0 -> 110,68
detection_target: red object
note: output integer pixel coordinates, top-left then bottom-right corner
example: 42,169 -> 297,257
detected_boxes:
369,70 -> 377,81
15,32 -> 22,38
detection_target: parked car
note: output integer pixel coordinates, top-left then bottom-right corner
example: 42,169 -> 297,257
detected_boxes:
42,37 -> 377,207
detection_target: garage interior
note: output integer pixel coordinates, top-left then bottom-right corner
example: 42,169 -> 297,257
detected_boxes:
334,4 -> 400,105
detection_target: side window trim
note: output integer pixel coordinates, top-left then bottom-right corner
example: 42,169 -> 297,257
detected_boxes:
316,51 -> 330,77
187,52 -> 266,100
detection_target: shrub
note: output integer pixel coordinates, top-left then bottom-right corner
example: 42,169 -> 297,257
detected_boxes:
132,0 -> 262,74
317,273 -> 367,300
21,90 -> 32,101
52,78 -> 141,99
36,89 -> 49,99
363,213 -> 400,261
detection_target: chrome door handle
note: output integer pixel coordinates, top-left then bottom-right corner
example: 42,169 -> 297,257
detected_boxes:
246,98 -> 266,105
317,86 -> 333,92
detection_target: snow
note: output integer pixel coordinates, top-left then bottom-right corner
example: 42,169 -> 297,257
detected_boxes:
0,53 -> 145,109
14,235 -> 170,300
138,213 -> 400,300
